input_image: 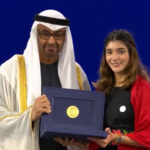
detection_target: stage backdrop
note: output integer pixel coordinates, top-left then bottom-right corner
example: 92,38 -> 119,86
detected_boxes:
0,0 -> 150,90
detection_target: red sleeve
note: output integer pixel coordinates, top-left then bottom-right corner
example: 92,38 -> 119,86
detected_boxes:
124,77 -> 150,149
89,142 -> 100,150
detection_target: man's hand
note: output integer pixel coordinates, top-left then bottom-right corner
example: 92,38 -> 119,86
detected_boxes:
31,94 -> 51,122
54,137 -> 89,149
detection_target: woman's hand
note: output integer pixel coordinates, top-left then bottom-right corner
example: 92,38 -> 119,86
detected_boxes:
88,128 -> 115,148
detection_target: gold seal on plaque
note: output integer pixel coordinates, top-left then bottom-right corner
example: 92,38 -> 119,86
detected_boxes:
66,105 -> 79,118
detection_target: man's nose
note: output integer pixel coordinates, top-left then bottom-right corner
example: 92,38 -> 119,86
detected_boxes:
48,36 -> 55,44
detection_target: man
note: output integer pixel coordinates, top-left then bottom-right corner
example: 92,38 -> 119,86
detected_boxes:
0,10 -> 90,150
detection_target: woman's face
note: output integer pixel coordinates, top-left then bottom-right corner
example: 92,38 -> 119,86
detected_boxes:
105,40 -> 130,76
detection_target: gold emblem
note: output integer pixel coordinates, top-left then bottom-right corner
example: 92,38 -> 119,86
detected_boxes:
66,105 -> 79,118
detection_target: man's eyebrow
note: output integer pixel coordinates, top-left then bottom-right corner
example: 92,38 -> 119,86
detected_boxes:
38,29 -> 66,33
55,30 -> 66,33
41,29 -> 49,32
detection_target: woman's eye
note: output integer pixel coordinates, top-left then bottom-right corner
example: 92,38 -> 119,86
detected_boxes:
118,50 -> 125,54
106,51 -> 112,55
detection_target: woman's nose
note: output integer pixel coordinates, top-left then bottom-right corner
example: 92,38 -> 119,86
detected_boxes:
111,52 -> 119,60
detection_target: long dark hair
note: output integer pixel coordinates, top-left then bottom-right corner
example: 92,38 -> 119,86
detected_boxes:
94,29 -> 150,93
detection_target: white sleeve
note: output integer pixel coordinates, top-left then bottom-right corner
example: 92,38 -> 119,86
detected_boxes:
0,58 -> 39,150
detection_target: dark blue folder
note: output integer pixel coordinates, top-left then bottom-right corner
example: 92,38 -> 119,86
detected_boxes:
40,87 -> 107,140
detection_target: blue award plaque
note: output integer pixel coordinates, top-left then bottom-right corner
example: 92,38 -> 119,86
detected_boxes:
40,87 -> 107,140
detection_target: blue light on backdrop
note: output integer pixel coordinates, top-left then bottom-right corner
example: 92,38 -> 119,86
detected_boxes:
0,0 -> 150,90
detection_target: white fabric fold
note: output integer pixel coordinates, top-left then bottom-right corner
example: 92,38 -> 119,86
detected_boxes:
24,10 -> 79,106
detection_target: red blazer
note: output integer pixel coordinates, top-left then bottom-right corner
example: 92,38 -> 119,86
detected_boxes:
89,76 -> 150,150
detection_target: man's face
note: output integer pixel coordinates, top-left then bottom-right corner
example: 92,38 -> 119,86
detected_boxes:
37,24 -> 66,64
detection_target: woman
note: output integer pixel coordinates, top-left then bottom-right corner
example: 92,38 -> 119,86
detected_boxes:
88,30 -> 150,150
55,30 -> 150,150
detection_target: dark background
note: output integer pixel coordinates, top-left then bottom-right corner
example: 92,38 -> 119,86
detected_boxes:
0,0 -> 150,90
